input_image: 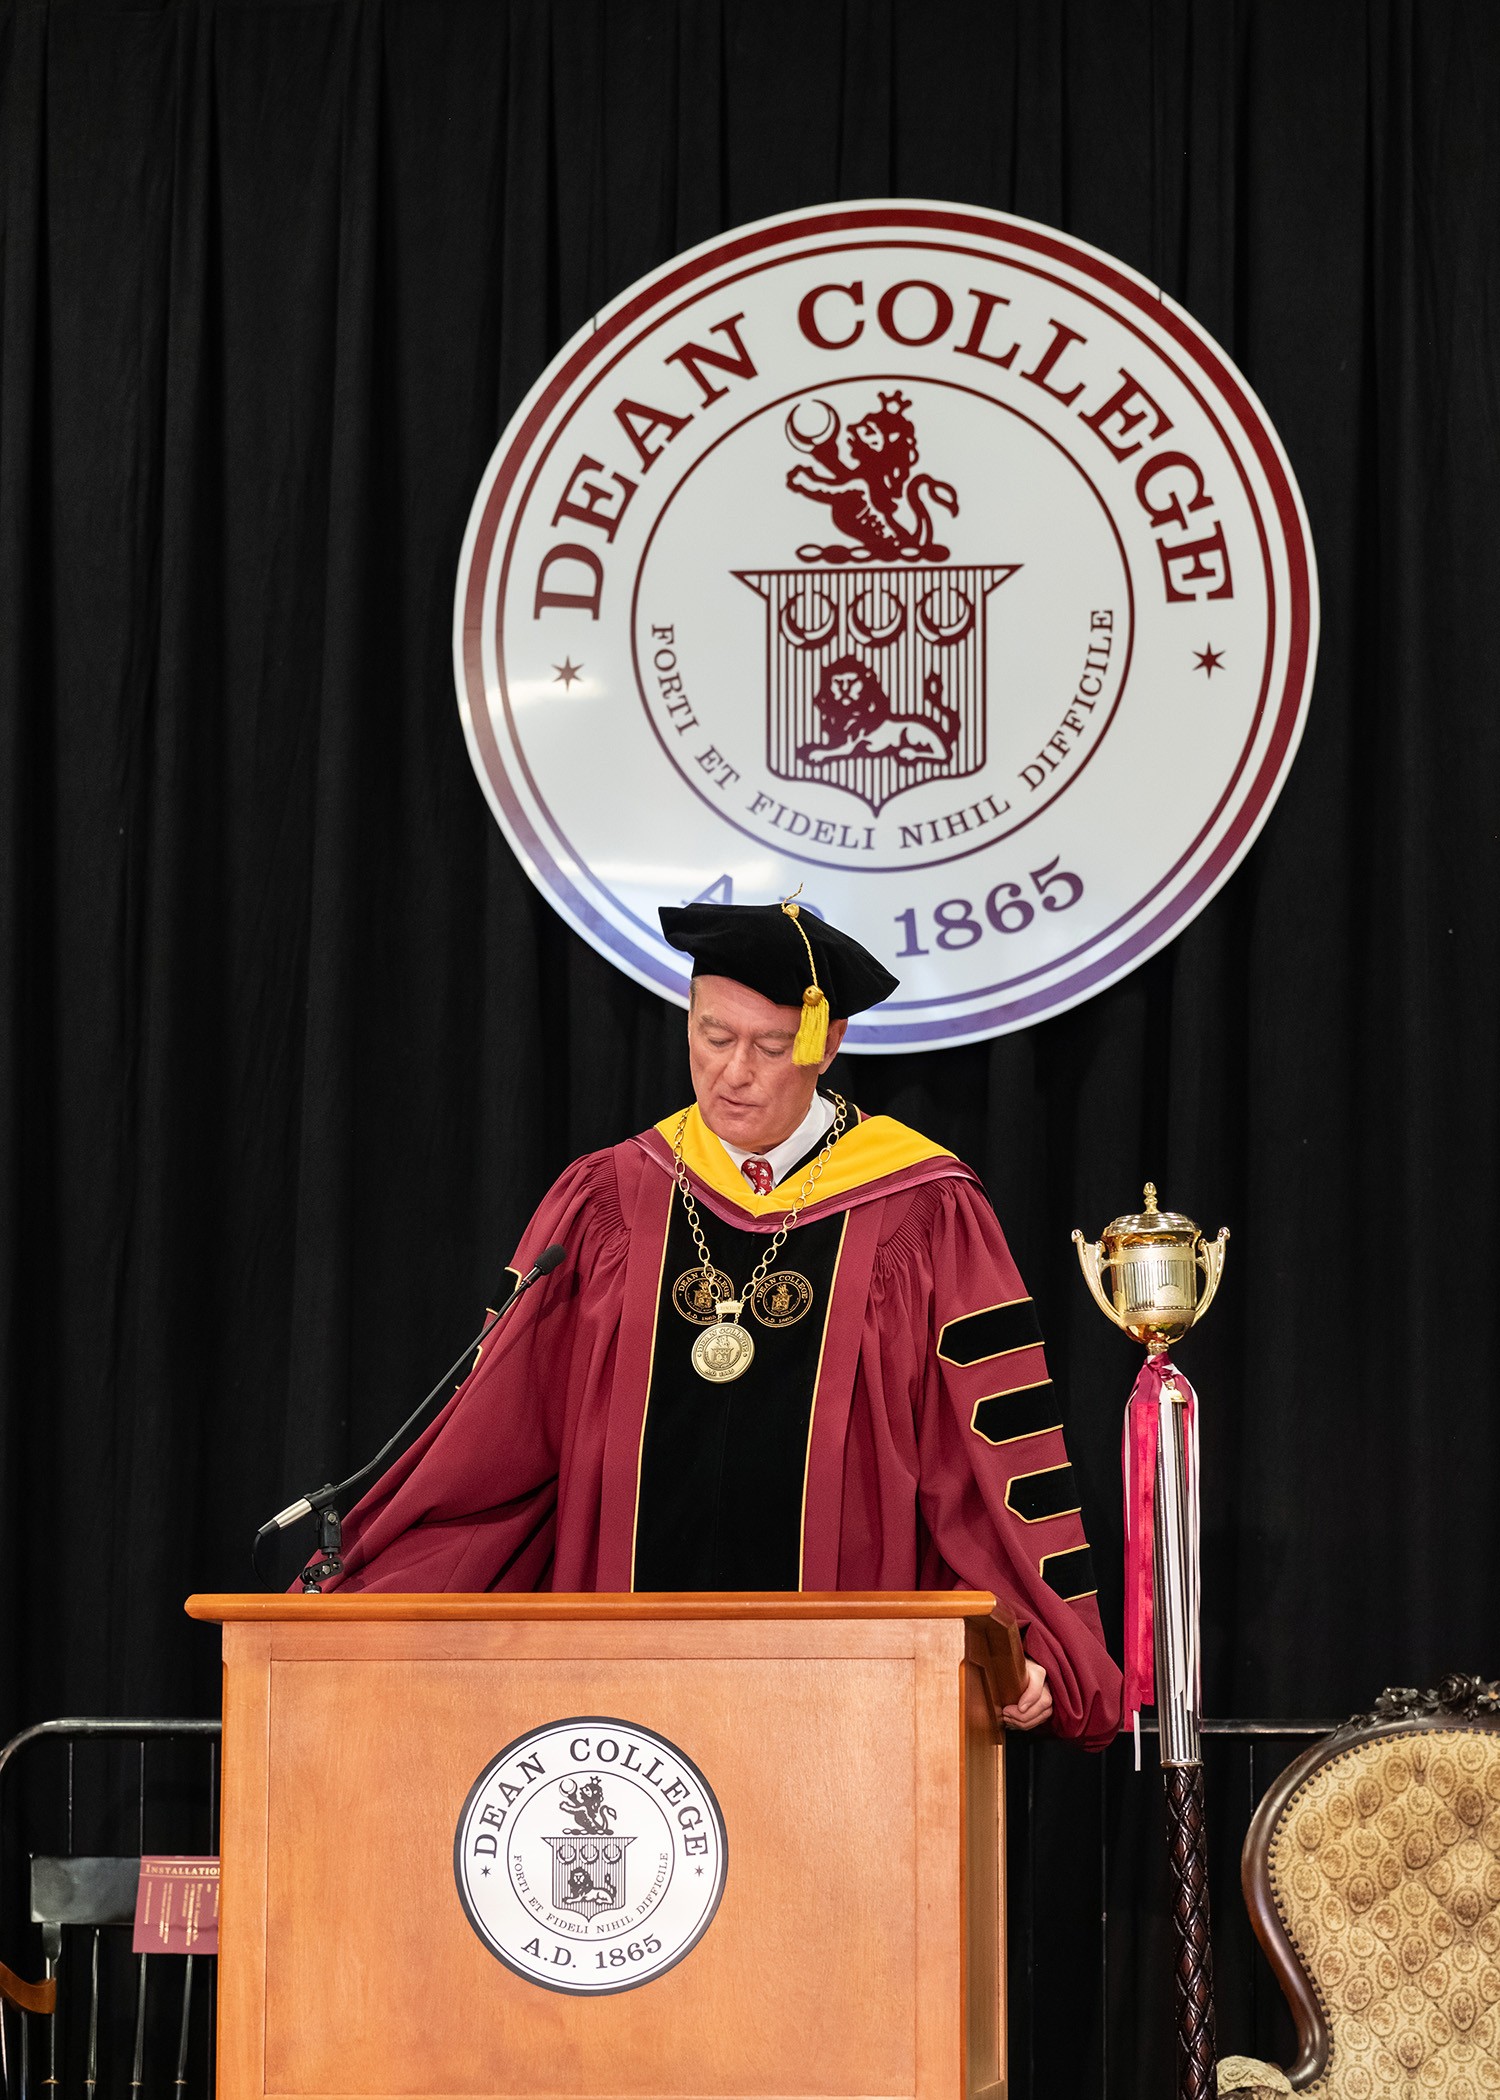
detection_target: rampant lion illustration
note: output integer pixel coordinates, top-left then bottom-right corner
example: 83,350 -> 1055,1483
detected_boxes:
558,1776 -> 617,1834
785,391 -> 957,562
797,660 -> 957,767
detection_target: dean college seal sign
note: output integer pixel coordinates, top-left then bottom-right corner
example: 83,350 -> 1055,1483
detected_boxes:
455,202 -> 1318,1049
453,1717 -> 727,1995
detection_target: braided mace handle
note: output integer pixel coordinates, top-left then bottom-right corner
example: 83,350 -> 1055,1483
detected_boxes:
1164,1764 -> 1217,2100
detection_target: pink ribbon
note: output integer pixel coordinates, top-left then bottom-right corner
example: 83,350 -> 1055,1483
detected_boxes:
1122,1350 -> 1199,1745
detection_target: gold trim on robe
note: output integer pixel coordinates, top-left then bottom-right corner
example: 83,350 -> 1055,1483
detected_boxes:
655,1102 -> 953,1218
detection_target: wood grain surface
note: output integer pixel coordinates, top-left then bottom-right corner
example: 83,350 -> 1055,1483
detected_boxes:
201,1597 -> 1010,2100
188,1592 -> 1006,1623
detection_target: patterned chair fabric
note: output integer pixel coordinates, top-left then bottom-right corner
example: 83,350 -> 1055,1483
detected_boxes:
1243,1679 -> 1500,2098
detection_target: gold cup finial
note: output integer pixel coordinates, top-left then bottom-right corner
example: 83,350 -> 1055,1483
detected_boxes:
1071,1185 -> 1229,1350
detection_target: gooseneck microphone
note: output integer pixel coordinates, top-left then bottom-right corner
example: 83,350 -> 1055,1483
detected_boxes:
251,1243 -> 567,1591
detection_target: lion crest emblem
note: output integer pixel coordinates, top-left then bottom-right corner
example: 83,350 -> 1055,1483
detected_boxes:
798,660 -> 958,770
785,391 -> 957,564
735,387 -> 1018,815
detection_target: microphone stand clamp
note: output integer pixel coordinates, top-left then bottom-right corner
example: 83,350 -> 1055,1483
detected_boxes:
298,1493 -> 344,1591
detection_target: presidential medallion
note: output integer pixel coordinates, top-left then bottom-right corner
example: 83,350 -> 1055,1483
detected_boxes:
670,1096 -> 845,1383
671,1266 -> 734,1325
691,1319 -> 755,1383
749,1270 -> 814,1327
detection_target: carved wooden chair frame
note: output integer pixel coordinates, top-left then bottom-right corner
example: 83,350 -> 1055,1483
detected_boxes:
1240,1674 -> 1500,2091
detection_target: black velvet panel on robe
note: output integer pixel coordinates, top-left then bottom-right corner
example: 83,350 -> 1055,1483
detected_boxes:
633,1118 -> 852,1592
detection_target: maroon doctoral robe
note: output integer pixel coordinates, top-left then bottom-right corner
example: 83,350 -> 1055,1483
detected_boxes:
326,1104 -> 1122,1750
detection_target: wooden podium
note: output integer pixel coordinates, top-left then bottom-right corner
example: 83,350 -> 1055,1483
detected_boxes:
187,1593 -> 1024,2100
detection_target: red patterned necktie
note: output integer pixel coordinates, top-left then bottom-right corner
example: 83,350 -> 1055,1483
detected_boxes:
740,1156 -> 774,1196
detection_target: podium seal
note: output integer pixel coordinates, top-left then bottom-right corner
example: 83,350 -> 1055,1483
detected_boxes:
454,1715 -> 728,1995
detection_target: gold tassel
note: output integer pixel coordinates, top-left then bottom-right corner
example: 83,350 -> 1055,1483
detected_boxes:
781,890 -> 830,1064
793,985 -> 829,1065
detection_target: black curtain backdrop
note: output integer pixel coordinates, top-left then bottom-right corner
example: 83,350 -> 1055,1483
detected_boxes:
2,0 -> 1498,1798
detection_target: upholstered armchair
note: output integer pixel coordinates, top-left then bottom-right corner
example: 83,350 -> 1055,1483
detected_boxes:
1236,1675 -> 1500,2097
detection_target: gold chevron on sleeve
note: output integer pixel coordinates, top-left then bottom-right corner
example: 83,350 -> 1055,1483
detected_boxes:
970,1379 -> 1061,1447
939,1294 -> 1044,1365
1039,1543 -> 1098,1601
1004,1462 -> 1082,1525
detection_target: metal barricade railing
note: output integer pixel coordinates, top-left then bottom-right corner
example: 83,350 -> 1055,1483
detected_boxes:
1006,1717 -> 1338,2098
4,1711 -> 1327,2098
0,1722 -> 221,2100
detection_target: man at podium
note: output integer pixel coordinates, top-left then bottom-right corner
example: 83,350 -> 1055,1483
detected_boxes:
327,900 -> 1121,1750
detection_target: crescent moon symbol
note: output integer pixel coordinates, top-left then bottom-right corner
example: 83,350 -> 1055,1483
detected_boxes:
781,590 -> 838,649
915,586 -> 974,645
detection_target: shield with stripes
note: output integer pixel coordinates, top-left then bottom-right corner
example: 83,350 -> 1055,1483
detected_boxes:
736,565 -> 1019,817
542,1832 -> 635,1921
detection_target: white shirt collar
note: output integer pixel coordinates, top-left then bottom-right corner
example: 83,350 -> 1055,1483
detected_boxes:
715,1091 -> 837,1188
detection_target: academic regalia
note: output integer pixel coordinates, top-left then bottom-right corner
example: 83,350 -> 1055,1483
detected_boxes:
327,1100 -> 1123,1751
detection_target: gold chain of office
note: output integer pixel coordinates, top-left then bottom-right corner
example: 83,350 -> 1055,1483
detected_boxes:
670,1093 -> 848,1384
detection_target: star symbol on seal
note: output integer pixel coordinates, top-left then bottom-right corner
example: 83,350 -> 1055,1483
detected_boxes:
1193,644 -> 1225,678
552,657 -> 584,689
480,1865 -> 490,1877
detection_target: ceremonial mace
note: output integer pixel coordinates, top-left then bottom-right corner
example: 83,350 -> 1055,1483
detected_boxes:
1073,1186 -> 1229,2100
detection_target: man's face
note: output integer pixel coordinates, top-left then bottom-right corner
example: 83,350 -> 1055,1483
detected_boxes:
688,975 -> 847,1155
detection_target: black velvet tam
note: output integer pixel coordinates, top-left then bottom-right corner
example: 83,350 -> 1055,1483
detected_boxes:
658,902 -> 899,1020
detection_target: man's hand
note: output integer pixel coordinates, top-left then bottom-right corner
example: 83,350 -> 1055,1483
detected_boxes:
1001,1659 -> 1053,1732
